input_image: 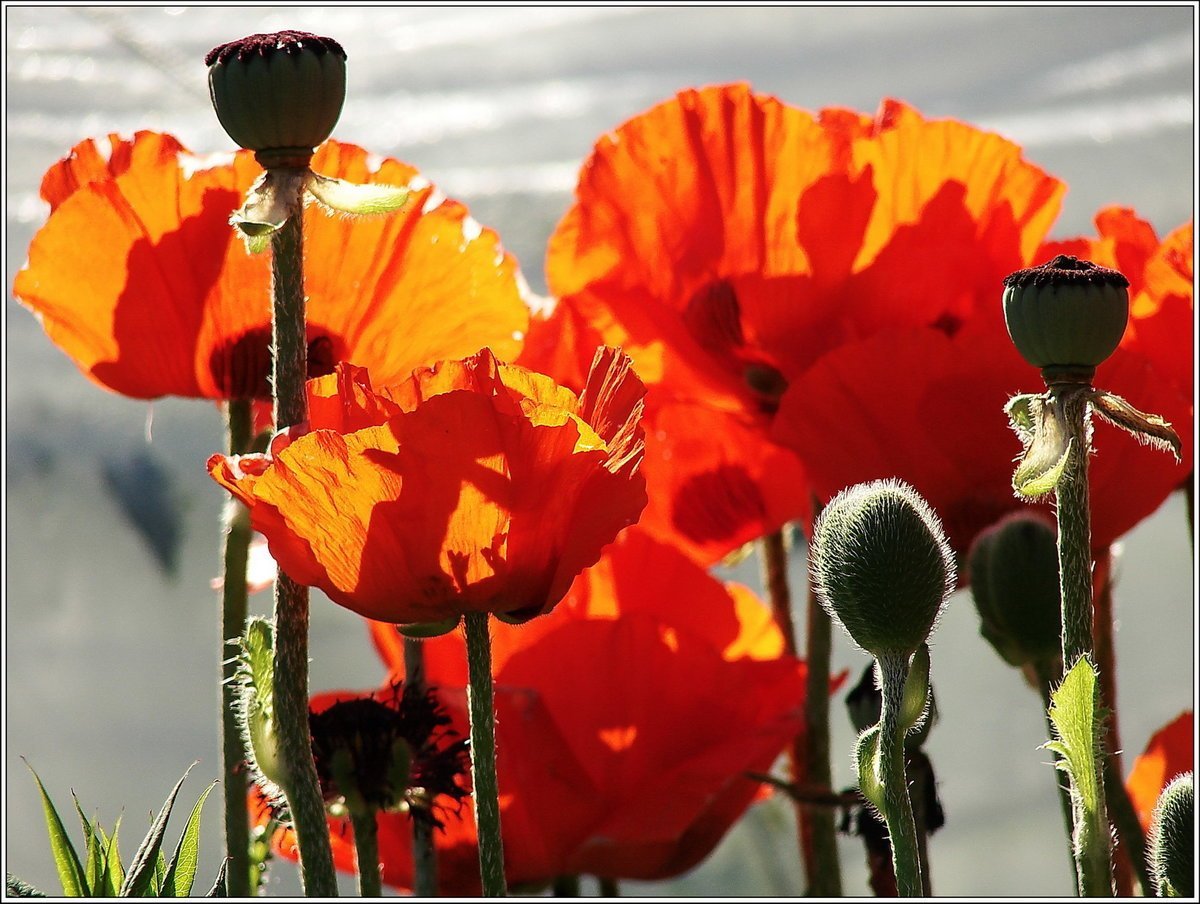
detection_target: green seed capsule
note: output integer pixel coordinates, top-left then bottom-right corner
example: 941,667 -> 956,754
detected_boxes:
968,512 -> 1062,669
1150,772 -> 1194,897
206,31 -> 347,166
1002,254 -> 1129,382
811,480 -> 955,657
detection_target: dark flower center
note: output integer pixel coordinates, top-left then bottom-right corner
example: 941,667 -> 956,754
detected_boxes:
209,327 -> 343,400
1003,254 -> 1129,289
205,31 -> 346,66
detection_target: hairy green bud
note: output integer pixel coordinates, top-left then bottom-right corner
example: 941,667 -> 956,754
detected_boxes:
969,512 -> 1062,669
1150,772 -> 1194,897
1002,255 -> 1129,383
811,480 -> 955,656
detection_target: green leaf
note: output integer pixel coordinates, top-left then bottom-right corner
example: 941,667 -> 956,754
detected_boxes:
6,875 -> 47,897
23,760 -> 88,896
71,795 -> 105,897
1044,656 -> 1101,818
854,725 -> 884,812
99,817 -> 125,897
1014,434 -> 1073,499
161,781 -> 217,897
306,172 -> 410,217
205,859 -> 229,898
1090,388 -> 1182,461
118,766 -> 193,897
1005,393 -> 1042,441
149,850 -> 167,897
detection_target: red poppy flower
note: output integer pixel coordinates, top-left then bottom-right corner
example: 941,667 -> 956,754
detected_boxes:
14,132 -> 530,404
1126,711 -> 1194,832
534,84 -> 1064,561
253,528 -> 813,893
208,347 -> 646,626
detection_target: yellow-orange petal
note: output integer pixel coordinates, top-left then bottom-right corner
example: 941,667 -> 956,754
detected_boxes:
1127,712 -> 1194,831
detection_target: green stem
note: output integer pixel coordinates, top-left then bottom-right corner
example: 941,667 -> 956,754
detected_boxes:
1185,475 -> 1193,551
1054,386 -> 1094,670
1051,384 -> 1112,897
1091,551 -> 1151,896
270,201 -> 338,897
877,652 -> 922,898
908,750 -> 933,896
598,877 -> 620,897
404,638 -> 439,898
551,875 -> 580,896
759,531 -> 819,890
350,810 -> 382,897
219,398 -> 254,899
465,612 -> 506,896
1035,659 -> 1079,883
803,536 -> 842,896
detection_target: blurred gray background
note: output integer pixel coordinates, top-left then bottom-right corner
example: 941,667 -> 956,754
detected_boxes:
5,6 -> 1194,897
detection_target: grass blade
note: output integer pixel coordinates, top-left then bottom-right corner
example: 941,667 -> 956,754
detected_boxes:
6,875 -> 47,897
205,859 -> 229,898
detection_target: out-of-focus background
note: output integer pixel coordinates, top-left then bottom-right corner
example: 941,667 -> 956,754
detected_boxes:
5,6 -> 1194,897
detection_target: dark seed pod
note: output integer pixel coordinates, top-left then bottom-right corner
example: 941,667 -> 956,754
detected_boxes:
1150,772 -> 1194,897
968,512 -> 1062,669
811,480 -> 955,657
1002,254 -> 1129,382
206,31 -> 347,167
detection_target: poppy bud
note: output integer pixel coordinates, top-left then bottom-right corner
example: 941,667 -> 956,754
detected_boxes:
206,31 -> 347,168
811,480 -> 955,657
1149,772 -> 1194,897
968,512 -> 1062,669
1002,254 -> 1129,383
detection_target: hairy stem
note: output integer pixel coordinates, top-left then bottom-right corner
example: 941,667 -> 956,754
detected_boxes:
270,203 -> 338,897
1092,553 -> 1150,895
877,652 -> 922,897
759,531 -> 819,889
465,612 -> 506,896
350,810 -> 381,898
803,565 -> 842,895
219,398 -> 254,898
405,638 -> 439,898
1035,658 -> 1079,882
1051,384 -> 1112,897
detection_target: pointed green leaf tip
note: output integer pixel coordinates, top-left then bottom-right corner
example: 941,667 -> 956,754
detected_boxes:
1043,657 -> 1101,817
23,760 -> 88,896
306,172 -> 410,217
1150,772 -> 1193,897
969,512 -> 1062,668
811,479 -> 955,657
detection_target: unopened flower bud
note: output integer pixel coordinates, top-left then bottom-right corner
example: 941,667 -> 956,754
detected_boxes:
1150,772 -> 1194,897
206,31 -> 347,169
968,512 -> 1062,669
812,480 -> 955,657
1002,255 -> 1129,383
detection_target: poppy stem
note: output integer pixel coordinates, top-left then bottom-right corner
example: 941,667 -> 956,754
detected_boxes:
551,875 -> 580,896
802,514 -> 843,896
219,398 -> 254,898
598,877 -> 620,897
1051,383 -> 1112,897
1092,552 -> 1151,895
758,532 -> 816,886
1034,658 -> 1080,883
404,638 -> 439,898
269,203 -> 339,897
350,810 -> 382,897
876,651 -> 922,898
464,611 -> 507,896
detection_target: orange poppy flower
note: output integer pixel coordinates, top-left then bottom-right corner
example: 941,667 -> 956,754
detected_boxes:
14,132 -> 529,403
1126,711 -> 1194,832
253,528 -> 813,893
772,210 -> 1194,558
536,84 -> 1064,561
208,347 -> 646,625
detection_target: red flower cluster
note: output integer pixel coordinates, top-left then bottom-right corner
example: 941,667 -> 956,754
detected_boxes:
254,529 -> 812,894
527,85 -> 1192,562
